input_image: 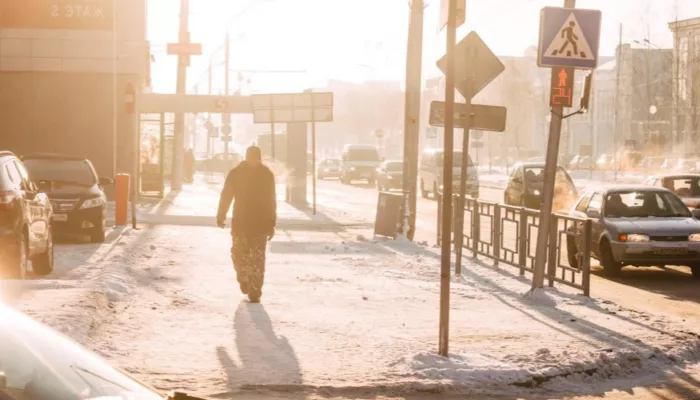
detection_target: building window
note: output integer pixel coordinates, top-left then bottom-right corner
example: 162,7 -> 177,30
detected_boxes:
679,36 -> 689,101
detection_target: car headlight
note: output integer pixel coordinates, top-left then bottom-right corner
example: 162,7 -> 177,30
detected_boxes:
620,234 -> 649,242
689,234 -> 700,242
80,197 -> 104,209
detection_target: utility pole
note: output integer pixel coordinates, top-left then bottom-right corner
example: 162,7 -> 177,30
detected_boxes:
531,0 -> 576,290
402,0 -> 425,241
171,0 -> 190,191
207,56 -> 213,156
224,33 -> 231,159
613,23 -> 622,181
438,0 -> 457,358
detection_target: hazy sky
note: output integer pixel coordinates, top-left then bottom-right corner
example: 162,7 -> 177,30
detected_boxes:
147,0 -> 700,93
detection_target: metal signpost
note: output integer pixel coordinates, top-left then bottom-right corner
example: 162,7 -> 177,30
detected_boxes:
436,31 -> 506,276
532,1 -> 601,290
251,92 -> 334,212
125,81 -> 138,229
437,0 -> 460,358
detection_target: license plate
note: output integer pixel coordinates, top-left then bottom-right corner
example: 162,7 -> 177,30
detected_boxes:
52,213 -> 68,222
652,246 -> 688,255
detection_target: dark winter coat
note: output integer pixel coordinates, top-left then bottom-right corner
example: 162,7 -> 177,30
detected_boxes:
217,161 -> 277,236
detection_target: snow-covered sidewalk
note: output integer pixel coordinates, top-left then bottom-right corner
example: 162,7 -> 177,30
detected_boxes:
5,182 -> 700,398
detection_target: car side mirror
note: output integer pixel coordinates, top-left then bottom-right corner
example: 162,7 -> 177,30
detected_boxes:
99,177 -> 114,186
586,209 -> 601,219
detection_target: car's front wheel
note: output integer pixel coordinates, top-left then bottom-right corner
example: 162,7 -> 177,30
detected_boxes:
90,221 -> 106,243
690,265 -> 700,279
3,233 -> 28,279
600,241 -> 622,277
566,235 -> 579,269
33,229 -> 54,276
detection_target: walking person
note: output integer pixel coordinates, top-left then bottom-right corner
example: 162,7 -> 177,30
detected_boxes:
216,145 -> 276,303
184,148 -> 196,183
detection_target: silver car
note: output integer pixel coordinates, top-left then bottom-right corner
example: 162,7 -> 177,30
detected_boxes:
643,174 -> 700,211
568,185 -> 700,278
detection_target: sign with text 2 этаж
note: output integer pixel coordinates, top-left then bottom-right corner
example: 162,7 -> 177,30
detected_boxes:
0,0 -> 114,30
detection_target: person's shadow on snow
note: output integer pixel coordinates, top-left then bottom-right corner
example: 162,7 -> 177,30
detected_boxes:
216,301 -> 303,390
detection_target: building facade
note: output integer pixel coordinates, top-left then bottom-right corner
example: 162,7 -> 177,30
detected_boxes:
670,17 -> 700,154
0,0 -> 149,183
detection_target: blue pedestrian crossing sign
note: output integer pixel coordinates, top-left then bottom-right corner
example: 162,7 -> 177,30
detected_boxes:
538,7 -> 602,69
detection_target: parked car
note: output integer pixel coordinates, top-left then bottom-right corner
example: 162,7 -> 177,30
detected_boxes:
639,156 -> 665,172
503,162 -> 577,211
674,158 -> 700,173
316,158 -> 341,180
21,154 -> 113,243
340,144 -> 381,185
595,154 -> 614,170
567,185 -> 700,278
644,174 -> 700,210
0,303 -> 180,400
0,151 -> 54,279
376,160 -> 404,191
419,148 -> 479,200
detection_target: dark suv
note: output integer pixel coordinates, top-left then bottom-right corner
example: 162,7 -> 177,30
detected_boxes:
0,151 -> 54,279
21,154 -> 113,243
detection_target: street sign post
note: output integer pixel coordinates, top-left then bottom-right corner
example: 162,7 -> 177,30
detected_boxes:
538,6 -> 602,69
167,40 -> 202,67
531,0 -> 599,291
429,101 -> 507,132
439,0 -> 465,31
436,31 -> 506,277
434,15 -> 507,355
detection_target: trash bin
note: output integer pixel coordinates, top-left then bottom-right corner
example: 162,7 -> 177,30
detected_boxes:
374,191 -> 404,238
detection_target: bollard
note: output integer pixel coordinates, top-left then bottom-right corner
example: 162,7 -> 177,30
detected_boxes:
115,173 -> 130,226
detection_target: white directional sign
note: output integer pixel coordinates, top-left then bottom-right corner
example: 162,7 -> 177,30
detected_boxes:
439,0 -> 465,31
251,92 -> 334,124
167,42 -> 202,56
139,94 -> 252,114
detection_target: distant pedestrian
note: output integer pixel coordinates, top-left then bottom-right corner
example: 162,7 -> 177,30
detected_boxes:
216,145 -> 276,303
184,148 -> 195,183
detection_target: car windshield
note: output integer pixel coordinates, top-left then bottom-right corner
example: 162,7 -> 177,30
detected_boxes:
0,305 -> 161,400
22,159 -> 97,187
524,167 -> 572,186
436,152 -> 474,168
604,191 -> 691,218
346,149 -> 380,162
662,177 -> 700,198
385,162 -> 403,172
